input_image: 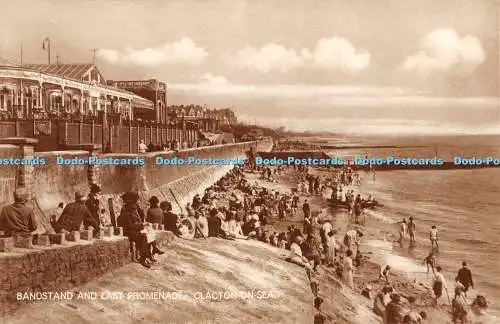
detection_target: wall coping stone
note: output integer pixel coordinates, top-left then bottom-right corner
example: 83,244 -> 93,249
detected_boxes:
0,137 -> 38,145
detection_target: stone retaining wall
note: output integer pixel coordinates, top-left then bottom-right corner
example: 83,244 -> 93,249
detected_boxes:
0,138 -> 273,316
0,231 -> 175,316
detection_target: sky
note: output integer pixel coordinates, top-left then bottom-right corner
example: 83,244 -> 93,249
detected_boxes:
1,0 -> 499,135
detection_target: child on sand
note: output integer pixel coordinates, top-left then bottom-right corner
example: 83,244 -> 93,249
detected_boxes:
423,251 -> 437,275
379,265 -> 391,283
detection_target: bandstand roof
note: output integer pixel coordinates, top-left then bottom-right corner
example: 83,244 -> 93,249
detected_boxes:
0,64 -> 154,109
23,64 -> 96,81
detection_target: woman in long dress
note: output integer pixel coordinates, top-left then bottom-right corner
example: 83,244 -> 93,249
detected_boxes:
343,250 -> 354,288
326,231 -> 337,266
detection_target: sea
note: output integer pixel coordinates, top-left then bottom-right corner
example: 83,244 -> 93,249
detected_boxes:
322,134 -> 500,315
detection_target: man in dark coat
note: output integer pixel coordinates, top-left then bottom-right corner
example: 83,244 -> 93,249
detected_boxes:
160,201 -> 181,236
54,191 -> 98,233
207,210 -> 222,237
303,200 -> 311,218
118,191 -> 151,268
456,261 -> 474,295
146,196 -> 163,224
0,188 -> 37,236
145,195 -> 164,257
85,184 -> 101,232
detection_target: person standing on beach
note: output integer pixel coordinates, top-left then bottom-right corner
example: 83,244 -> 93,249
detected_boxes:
343,229 -> 363,251
397,218 -> 407,245
343,250 -> 354,288
408,217 -> 416,245
432,266 -> 448,308
303,200 -> 311,218
455,261 -> 474,296
320,219 -> 333,255
301,228 -> 322,271
423,251 -> 437,275
429,225 -> 439,249
326,231 -> 337,266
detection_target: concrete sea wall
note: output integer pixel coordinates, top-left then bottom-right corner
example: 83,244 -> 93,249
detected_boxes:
0,138 -> 273,315
0,138 -> 272,232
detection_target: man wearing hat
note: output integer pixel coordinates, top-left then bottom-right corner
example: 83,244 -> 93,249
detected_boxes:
54,191 -> 98,233
118,191 -> 151,268
85,184 -> 101,232
0,187 -> 37,236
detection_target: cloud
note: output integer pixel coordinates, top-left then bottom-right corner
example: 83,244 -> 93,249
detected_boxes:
198,73 -> 228,86
98,38 -> 209,66
232,37 -> 370,74
234,44 -> 304,73
401,28 -> 486,75
304,37 -> 371,74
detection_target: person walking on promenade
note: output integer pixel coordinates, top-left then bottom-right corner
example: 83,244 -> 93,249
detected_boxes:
429,225 -> 439,249
138,140 -> 147,153
408,217 -> 416,245
54,191 -> 98,233
0,188 -> 37,236
455,261 -> 474,296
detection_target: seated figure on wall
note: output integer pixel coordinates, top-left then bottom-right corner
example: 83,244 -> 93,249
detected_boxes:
0,188 -> 37,237
117,191 -> 158,268
53,191 -> 98,233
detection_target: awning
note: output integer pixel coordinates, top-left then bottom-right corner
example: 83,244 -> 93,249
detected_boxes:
199,132 -> 222,142
0,83 -> 17,91
48,90 -> 62,96
132,96 -> 154,109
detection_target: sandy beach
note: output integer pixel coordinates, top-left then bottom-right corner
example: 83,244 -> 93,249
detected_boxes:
243,166 -> 497,324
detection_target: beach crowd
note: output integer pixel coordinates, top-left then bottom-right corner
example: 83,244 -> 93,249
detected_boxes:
0,160 -> 494,324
